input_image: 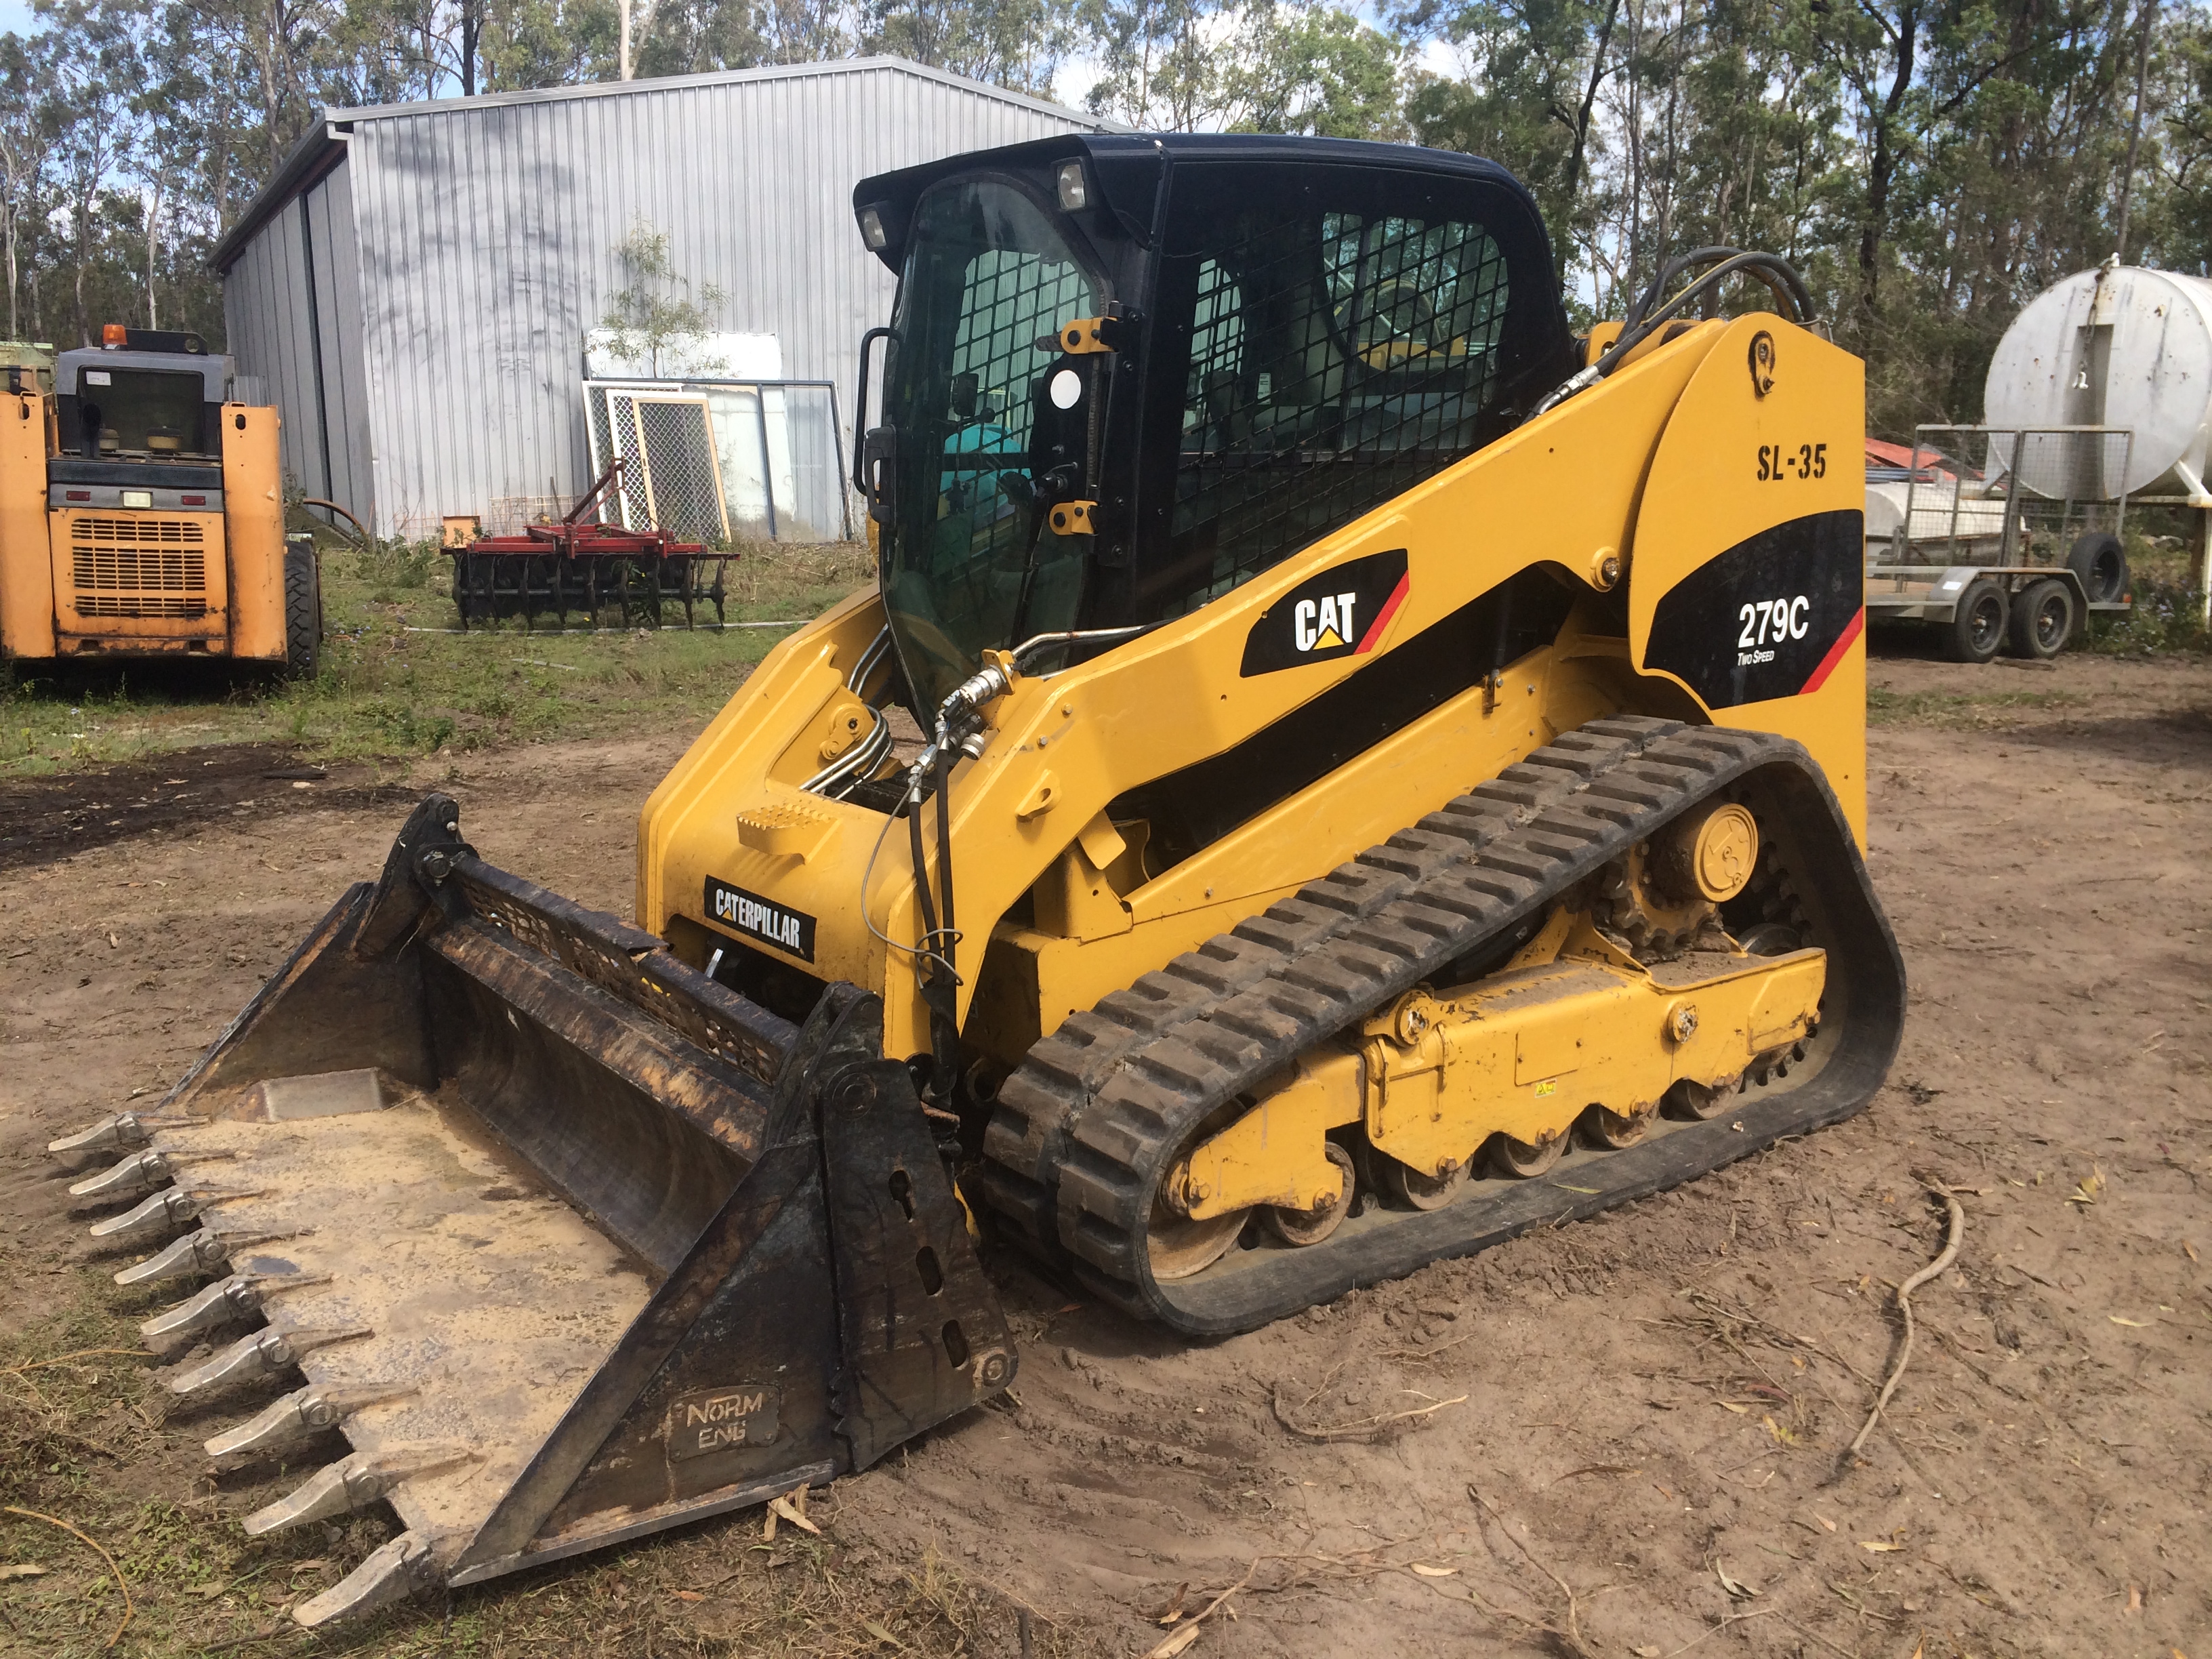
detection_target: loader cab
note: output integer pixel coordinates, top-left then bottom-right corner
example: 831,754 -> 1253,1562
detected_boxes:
54,327 -> 228,462
853,134 -> 1578,712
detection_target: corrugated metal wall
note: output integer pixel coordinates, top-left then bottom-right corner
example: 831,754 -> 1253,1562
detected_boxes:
224,60 -> 1107,537
221,195 -> 323,499
222,167 -> 377,527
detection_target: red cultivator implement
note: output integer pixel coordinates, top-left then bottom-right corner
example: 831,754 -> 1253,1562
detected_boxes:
446,461 -> 735,629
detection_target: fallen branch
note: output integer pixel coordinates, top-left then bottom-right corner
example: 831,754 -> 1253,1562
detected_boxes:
1467,1486 -> 1596,1659
3,1505 -> 131,1650
1143,1559 -> 1258,1658
1271,1385 -> 1466,1443
1845,1184 -> 1966,1462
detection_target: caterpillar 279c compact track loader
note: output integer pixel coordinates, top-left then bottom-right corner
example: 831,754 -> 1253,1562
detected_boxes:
50,134 -> 1903,1625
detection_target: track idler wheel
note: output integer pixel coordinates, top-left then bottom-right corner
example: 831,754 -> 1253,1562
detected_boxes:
1486,1128 -> 1566,1179
1265,1143 -> 1356,1245
1663,1078 -> 1733,1120
1377,1154 -> 1469,1212
1578,1101 -> 1654,1149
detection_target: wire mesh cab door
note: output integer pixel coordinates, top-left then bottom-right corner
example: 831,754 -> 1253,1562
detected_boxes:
1127,155 -> 1575,625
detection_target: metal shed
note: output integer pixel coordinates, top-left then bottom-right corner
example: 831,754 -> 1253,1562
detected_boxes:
212,58 -> 1117,539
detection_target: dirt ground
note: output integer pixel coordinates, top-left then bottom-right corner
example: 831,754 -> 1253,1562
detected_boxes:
3,650 -> 2209,1658
0,744 -> 415,873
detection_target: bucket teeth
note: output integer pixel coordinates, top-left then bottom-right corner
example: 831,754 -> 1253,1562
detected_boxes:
291,1530 -> 438,1629
88,1187 -> 203,1244
204,1382 -> 417,1459
68,1148 -> 173,1201
165,1326 -> 371,1397
140,1273 -> 269,1342
243,1446 -> 474,1536
47,1112 -> 153,1158
115,1228 -> 232,1287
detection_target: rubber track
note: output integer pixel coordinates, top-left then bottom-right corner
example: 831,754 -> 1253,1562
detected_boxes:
978,716 -> 1906,1336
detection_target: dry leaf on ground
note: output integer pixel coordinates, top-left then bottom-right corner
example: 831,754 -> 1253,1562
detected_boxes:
769,1493 -> 821,1536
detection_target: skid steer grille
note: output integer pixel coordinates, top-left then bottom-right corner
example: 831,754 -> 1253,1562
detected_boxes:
70,516 -> 209,618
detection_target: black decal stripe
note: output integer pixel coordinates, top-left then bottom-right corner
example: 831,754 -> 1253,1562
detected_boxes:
1643,510 -> 1862,710
1240,550 -> 1410,676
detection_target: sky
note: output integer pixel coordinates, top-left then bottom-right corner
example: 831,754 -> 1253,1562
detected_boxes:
0,2 -> 1462,125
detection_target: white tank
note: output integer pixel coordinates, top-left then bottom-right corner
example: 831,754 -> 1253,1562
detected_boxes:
1982,262 -> 2212,501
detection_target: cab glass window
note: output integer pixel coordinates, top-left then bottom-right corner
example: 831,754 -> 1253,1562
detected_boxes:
1141,164 -> 1553,618
881,179 -> 1102,709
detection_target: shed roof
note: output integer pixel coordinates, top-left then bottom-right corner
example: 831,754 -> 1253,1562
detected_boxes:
211,56 -> 1115,272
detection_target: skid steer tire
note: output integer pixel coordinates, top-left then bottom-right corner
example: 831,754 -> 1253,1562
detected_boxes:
283,539 -> 322,680
2007,577 -> 2074,659
2067,531 -> 2129,605
1946,577 -> 2007,663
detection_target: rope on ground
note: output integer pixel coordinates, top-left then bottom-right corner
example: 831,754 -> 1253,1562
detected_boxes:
5,1349 -> 151,1374
3,1505 -> 131,1650
1845,1183 -> 1967,1460
401,620 -> 810,635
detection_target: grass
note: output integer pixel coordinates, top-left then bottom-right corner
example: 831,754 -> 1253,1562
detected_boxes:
2083,573 -> 2211,656
0,1273 -> 1088,1657
1865,685 -> 2092,728
2077,533 -> 2211,657
0,533 -> 874,779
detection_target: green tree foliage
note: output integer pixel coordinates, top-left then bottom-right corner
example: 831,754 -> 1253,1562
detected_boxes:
597,220 -> 727,373
1080,0 -> 1400,134
0,0 -> 2205,442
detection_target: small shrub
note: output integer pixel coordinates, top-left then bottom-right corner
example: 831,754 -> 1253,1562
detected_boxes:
363,699 -> 456,752
2083,575 -> 2210,655
352,535 -> 441,595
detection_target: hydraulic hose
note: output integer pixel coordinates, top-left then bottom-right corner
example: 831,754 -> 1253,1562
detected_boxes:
1537,248 -> 1816,417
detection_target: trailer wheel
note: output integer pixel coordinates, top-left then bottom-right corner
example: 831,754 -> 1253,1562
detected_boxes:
2007,578 -> 2076,659
1946,577 -> 2007,663
2067,531 -> 2129,604
282,537 -> 322,679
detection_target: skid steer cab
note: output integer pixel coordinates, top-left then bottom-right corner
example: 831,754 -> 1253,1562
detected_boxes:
1,326 -> 320,675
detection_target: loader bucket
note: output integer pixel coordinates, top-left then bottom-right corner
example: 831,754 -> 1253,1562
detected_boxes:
50,796 -> 1013,1627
